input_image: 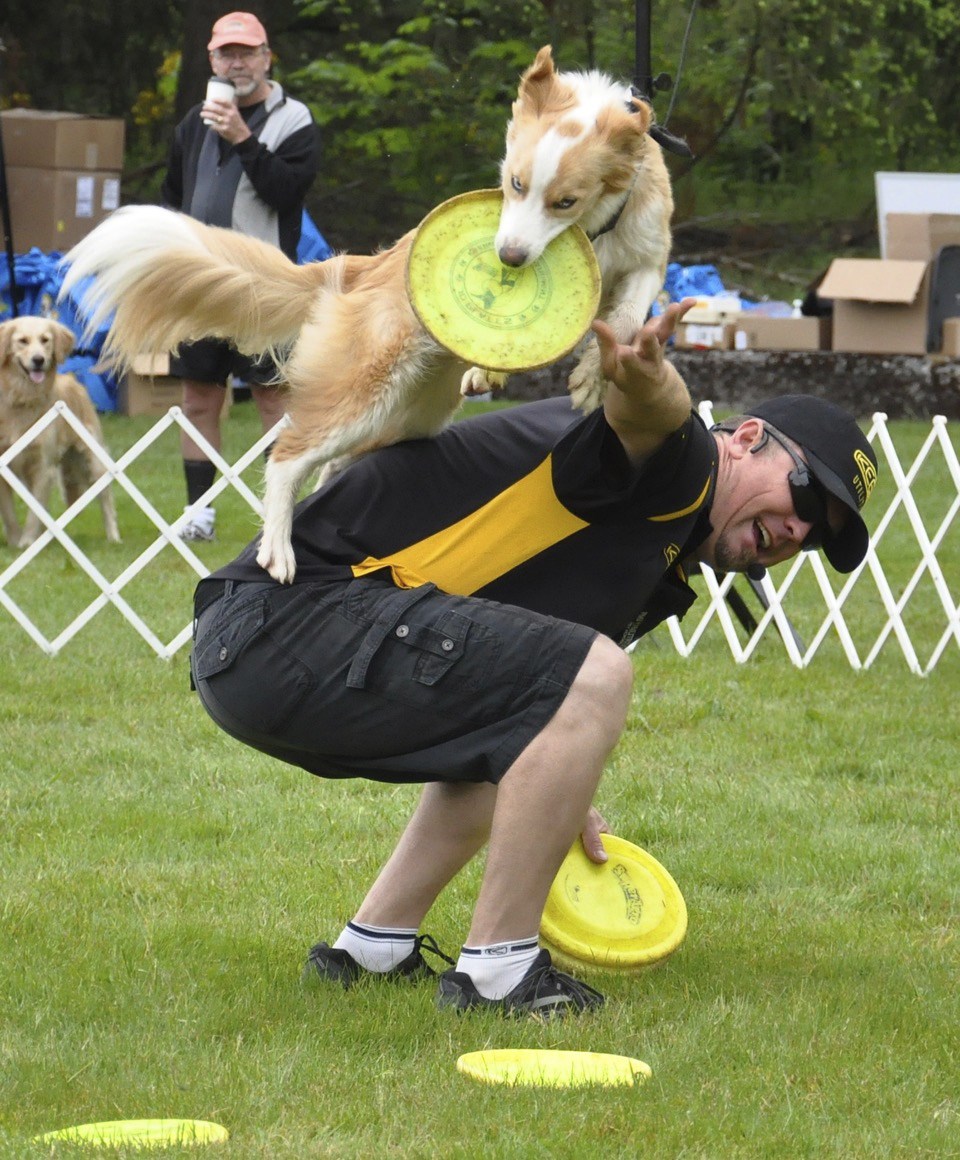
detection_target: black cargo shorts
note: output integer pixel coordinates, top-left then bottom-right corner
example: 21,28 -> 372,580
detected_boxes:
191,574 -> 597,785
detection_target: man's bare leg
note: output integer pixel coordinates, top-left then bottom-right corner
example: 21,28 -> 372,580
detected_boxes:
350,635 -> 632,938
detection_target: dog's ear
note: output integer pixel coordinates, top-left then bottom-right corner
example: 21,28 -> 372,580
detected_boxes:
518,45 -> 557,115
623,95 -> 654,135
598,102 -> 652,157
0,319 -> 13,366
51,321 -> 77,364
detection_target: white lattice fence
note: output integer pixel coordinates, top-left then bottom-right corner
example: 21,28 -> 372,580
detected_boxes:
1,402 -> 958,672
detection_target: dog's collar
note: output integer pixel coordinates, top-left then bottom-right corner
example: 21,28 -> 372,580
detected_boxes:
587,187 -> 634,242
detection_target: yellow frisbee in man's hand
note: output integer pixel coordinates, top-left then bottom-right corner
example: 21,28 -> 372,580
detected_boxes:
541,834 -> 688,971
407,189 -> 601,371
34,1118 -> 229,1149
457,1048 -> 652,1089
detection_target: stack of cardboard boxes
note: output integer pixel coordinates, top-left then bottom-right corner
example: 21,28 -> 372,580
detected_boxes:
0,109 -> 126,254
732,210 -> 960,357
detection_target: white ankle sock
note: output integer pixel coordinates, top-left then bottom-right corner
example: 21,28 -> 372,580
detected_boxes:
457,936 -> 541,999
333,921 -> 417,973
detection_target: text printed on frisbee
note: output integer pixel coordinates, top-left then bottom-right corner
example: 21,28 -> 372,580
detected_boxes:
452,240 -> 552,330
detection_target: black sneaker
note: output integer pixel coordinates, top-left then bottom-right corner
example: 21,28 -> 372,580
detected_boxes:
436,948 -> 605,1019
302,933 -> 453,990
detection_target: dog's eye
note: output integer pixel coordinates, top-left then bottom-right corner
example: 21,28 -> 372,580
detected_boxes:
510,175 -> 524,194
553,197 -> 577,210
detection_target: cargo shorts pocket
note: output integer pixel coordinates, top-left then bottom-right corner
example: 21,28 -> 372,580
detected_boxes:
193,595 -> 268,681
192,591 -> 315,735
344,582 -> 501,712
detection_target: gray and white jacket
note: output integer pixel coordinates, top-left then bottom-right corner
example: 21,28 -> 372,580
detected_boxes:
160,81 -> 320,260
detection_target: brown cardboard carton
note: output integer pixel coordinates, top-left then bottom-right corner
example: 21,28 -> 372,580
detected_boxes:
119,355 -> 183,417
885,213 -> 960,262
6,166 -> 121,252
674,321 -> 735,350
942,318 -> 960,358
817,258 -> 930,354
0,109 -> 125,170
119,356 -> 233,417
733,316 -> 832,352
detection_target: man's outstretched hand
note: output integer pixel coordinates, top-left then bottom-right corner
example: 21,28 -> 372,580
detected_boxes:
592,298 -> 696,398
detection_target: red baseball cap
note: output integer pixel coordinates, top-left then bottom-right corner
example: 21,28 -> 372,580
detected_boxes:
208,12 -> 268,51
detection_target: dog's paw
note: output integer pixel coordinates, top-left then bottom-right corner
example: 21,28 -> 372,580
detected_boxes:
256,537 -> 297,585
567,366 -> 607,414
461,367 -> 508,397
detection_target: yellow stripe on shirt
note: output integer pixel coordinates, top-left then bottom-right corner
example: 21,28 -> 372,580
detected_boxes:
351,456 -> 588,593
646,473 -> 712,522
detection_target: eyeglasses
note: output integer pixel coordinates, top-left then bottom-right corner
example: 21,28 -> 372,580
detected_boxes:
210,46 -> 266,62
756,425 -> 829,549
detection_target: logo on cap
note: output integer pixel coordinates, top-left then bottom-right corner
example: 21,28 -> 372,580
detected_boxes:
852,449 -> 878,509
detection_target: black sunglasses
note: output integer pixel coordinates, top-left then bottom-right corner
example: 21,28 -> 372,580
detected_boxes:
755,426 -> 829,549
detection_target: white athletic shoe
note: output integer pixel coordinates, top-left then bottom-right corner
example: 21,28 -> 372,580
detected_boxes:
179,505 -> 216,542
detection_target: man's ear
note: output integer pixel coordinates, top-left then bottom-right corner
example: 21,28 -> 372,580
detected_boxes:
727,417 -> 764,459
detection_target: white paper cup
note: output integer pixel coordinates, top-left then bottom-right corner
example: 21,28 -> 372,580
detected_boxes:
203,77 -> 236,125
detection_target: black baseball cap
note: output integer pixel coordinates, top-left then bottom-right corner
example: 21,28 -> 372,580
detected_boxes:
744,395 -> 879,572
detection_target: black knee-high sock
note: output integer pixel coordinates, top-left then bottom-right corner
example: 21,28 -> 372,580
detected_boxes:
184,459 -> 216,506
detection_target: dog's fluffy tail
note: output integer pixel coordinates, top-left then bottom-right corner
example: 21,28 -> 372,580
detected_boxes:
60,205 -> 348,372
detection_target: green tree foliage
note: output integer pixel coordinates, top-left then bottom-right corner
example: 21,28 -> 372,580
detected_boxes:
2,0 -> 959,253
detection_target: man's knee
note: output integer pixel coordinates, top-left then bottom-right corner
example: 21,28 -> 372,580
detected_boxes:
570,635 -> 634,732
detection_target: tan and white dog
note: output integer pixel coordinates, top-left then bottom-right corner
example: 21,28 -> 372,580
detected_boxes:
0,316 -> 120,547
60,45 -> 671,584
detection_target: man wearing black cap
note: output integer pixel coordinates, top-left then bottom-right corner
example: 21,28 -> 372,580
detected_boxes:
706,396 -> 876,577
190,300 -> 878,1019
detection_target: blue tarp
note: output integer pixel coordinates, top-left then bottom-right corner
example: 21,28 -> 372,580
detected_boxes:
0,209 -> 334,411
663,261 -> 729,302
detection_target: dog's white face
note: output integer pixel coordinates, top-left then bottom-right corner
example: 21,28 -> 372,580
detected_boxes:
496,46 -> 651,269
0,316 -> 75,386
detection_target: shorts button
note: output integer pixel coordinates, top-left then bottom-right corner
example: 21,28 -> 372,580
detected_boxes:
396,624 -> 409,638
441,638 -> 454,651
219,646 -> 228,661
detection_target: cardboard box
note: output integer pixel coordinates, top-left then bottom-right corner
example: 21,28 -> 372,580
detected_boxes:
733,315 -> 832,352
674,321 -> 735,350
817,258 -> 930,355
942,318 -> 960,358
119,355 -> 234,417
6,166 -> 121,253
0,108 -> 125,170
681,296 -> 743,324
885,213 -> 960,262
119,355 -> 183,417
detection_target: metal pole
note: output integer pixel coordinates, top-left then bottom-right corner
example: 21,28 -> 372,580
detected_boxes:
0,39 -> 19,318
634,0 -> 652,97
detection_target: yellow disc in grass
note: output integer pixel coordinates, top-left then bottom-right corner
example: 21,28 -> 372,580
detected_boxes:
35,1118 -> 229,1149
407,189 -> 601,372
457,1048 -> 651,1089
541,834 -> 687,971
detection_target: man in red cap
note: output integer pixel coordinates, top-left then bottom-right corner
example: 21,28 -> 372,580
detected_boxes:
161,11 -> 320,543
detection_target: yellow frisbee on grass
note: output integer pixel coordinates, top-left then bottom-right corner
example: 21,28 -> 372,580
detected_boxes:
541,834 -> 687,971
34,1118 -> 229,1150
407,189 -> 601,372
457,1048 -> 651,1089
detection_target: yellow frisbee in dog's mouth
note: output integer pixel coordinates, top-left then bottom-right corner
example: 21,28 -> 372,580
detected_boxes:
407,189 -> 601,372
540,834 -> 688,971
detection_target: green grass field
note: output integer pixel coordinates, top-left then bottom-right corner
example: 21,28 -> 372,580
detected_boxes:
1,401 -> 957,1158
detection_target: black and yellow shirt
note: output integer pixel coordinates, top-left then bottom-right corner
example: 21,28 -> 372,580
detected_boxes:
215,397 -> 717,646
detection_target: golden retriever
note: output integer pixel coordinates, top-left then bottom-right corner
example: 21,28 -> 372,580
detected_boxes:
0,316 -> 120,547
60,46 -> 671,583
